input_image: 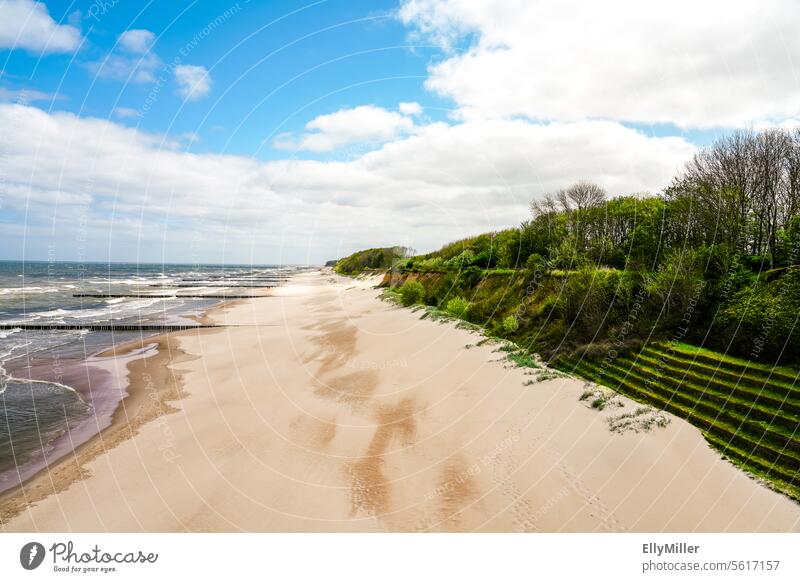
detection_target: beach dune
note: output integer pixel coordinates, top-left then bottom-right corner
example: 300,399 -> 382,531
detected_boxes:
3,271 -> 799,532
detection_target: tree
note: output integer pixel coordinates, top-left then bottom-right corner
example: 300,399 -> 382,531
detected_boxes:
555,181 -> 607,253
562,181 -> 607,213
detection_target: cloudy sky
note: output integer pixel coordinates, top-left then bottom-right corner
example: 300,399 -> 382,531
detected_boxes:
1,0 -> 798,264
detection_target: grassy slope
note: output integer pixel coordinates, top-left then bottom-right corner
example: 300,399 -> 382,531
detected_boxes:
554,342 -> 800,502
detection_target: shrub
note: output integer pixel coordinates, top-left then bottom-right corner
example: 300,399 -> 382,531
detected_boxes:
416,256 -> 445,272
502,315 -> 519,333
716,266 -> 800,359
525,253 -> 546,273
399,280 -> 425,306
443,250 -> 476,271
644,249 -> 704,323
557,267 -> 606,326
445,296 -> 471,319
334,246 -> 408,275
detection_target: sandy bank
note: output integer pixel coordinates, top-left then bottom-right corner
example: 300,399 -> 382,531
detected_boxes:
3,271 -> 799,532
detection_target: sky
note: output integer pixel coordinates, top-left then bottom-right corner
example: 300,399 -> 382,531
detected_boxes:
1,0 -> 799,265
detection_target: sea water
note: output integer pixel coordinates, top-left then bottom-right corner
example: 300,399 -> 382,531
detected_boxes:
0,260 -> 290,492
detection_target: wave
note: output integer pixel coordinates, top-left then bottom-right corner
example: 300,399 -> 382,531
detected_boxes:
0,286 -> 60,296
4,297 -> 180,324
0,328 -> 21,339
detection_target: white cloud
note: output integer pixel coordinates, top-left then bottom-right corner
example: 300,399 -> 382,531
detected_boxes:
0,0 -> 81,54
179,131 -> 201,145
89,52 -> 161,83
88,29 -> 160,84
275,105 -> 417,153
174,64 -> 211,101
118,29 -> 155,54
399,0 -> 800,128
0,86 -> 59,104
753,118 -> 800,132
0,103 -> 695,263
113,107 -> 140,119
399,101 -> 422,116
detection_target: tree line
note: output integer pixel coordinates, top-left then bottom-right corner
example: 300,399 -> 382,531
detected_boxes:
517,128 -> 800,272
383,127 -> 800,363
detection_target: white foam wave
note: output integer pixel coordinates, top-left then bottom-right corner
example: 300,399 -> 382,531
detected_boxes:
0,286 -> 60,296
0,328 -> 21,339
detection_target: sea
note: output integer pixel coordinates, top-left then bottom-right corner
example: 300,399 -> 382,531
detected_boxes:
0,260 -> 296,493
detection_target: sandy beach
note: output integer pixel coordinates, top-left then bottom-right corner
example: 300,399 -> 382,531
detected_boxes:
2,270 -> 798,532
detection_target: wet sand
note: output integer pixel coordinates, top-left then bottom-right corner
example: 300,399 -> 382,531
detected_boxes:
2,271 -> 799,532
0,334 -> 192,525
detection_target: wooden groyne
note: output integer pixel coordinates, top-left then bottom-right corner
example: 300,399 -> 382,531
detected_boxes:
0,324 -> 224,332
147,284 -> 277,288
179,277 -> 288,282
73,294 -> 269,299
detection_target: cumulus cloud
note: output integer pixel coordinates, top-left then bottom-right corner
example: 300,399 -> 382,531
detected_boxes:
399,0 -> 800,128
0,86 -> 60,104
0,0 -> 81,54
89,52 -> 160,83
113,107 -> 140,119
275,105 -> 417,153
118,29 -> 155,54
399,102 -> 422,116
89,29 -> 161,83
0,103 -> 695,263
174,64 -> 211,101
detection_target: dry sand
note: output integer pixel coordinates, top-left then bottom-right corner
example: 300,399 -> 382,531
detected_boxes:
2,270 -> 799,532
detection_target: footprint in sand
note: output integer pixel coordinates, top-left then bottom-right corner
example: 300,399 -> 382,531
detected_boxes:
521,437 -> 626,532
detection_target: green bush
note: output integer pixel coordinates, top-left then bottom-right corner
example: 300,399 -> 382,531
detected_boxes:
416,256 -> 445,272
525,253 -> 546,273
445,296 -> 471,319
399,280 -> 425,306
644,249 -> 704,323
334,246 -> 407,275
443,250 -> 476,271
715,266 -> 800,359
502,315 -> 519,333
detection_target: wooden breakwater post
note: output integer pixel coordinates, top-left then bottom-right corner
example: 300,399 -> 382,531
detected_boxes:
72,294 -> 271,299
146,284 -> 277,288
0,323 -> 226,332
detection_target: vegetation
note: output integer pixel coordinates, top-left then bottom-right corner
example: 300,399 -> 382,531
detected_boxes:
502,315 -> 519,333
340,128 -> 800,501
376,128 -> 800,364
334,246 -> 408,275
556,343 -> 800,501
445,296 -> 471,319
398,280 -> 425,306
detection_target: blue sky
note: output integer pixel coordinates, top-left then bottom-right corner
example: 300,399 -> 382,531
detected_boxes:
2,0 -> 450,158
1,1 -> 798,264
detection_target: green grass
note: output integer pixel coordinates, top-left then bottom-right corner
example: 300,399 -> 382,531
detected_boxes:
638,347 -> 800,399
555,342 -> 800,502
506,352 -> 539,369
631,351 -> 800,415
670,342 -> 800,380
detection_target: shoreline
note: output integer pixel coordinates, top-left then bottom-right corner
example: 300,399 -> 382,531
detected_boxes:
0,332 -> 195,525
2,270 -> 799,532
0,292 -> 248,522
